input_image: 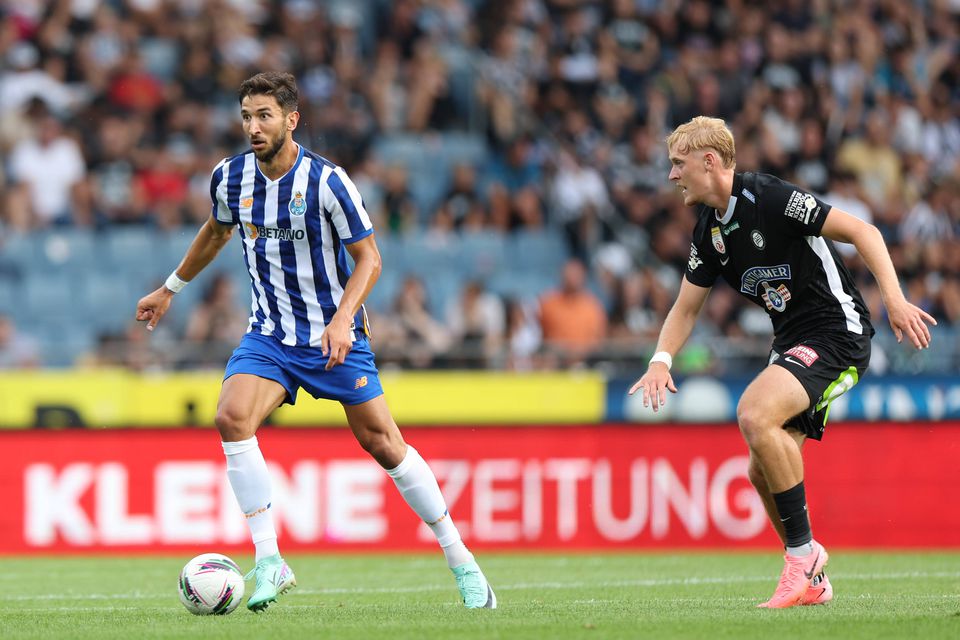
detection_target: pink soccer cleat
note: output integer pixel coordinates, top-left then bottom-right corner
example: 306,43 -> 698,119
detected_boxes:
757,540 -> 829,609
801,572 -> 833,605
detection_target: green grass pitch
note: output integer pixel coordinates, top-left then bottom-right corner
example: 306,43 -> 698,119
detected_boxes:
3,552 -> 958,639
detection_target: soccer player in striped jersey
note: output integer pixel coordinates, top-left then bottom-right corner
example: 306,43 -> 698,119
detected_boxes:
136,72 -> 495,612
630,116 -> 936,608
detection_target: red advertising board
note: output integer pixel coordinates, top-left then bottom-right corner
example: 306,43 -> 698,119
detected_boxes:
1,423 -> 957,553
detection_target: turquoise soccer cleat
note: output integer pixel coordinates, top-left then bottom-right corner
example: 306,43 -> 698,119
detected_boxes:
244,554 -> 297,612
452,561 -> 497,609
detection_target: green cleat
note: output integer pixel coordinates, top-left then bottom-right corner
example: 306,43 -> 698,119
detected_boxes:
452,561 -> 497,609
244,554 -> 296,612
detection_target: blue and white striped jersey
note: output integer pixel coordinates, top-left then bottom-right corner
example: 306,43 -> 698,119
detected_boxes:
209,144 -> 373,346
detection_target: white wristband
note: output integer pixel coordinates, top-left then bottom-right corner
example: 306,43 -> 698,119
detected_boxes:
649,351 -> 673,370
164,271 -> 188,294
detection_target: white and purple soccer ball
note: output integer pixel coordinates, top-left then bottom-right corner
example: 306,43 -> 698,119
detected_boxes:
178,553 -> 245,615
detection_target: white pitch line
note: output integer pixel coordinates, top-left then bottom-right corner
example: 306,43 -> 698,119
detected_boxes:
12,594 -> 960,614
6,570 -> 959,603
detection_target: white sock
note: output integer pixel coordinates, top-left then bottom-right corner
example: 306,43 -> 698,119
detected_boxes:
222,437 -> 279,561
786,541 -> 814,557
386,445 -> 473,568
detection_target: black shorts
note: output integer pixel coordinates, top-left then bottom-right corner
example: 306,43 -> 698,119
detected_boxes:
769,332 -> 871,441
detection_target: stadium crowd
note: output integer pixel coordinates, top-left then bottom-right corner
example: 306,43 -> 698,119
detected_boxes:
0,0 -> 957,375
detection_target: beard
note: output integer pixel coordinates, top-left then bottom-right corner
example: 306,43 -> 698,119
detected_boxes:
253,133 -> 287,163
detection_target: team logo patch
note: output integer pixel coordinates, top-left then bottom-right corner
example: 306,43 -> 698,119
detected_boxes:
240,197 -> 254,209
784,345 -> 819,367
711,226 -> 726,255
354,376 -> 368,390
740,264 -> 791,295
244,222 -> 259,240
289,191 -> 307,216
784,190 -> 821,224
687,244 -> 702,271
751,230 -> 765,249
760,281 -> 792,312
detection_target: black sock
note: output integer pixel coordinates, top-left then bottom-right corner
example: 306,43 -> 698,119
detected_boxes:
772,482 -> 812,548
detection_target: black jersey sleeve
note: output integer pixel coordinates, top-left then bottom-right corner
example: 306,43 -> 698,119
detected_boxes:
684,233 -> 720,288
758,176 -> 832,238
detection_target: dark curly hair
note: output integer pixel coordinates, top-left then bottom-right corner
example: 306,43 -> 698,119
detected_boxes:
238,72 -> 299,113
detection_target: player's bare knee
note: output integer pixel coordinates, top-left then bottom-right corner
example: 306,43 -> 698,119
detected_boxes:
215,407 -> 254,441
357,430 -> 404,468
736,404 -> 771,449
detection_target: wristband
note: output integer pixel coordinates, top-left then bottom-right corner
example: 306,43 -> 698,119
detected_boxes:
649,351 -> 673,370
164,271 -> 188,294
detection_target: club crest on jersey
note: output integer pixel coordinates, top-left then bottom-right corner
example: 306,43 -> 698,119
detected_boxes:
761,281 -> 792,312
751,230 -> 765,249
289,191 -> 307,216
711,226 -> 726,255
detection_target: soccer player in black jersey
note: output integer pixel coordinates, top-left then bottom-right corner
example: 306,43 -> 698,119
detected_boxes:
630,116 -> 936,608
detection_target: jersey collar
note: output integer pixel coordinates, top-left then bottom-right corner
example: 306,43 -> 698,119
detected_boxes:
714,172 -> 742,225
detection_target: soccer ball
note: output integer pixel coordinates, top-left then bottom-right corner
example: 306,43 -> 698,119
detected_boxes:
178,553 -> 245,615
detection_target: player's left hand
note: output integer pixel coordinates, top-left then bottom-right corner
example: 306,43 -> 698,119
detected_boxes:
320,315 -> 354,370
887,298 -> 937,349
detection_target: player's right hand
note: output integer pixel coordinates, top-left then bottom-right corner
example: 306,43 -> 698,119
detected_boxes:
627,363 -> 677,412
135,287 -> 174,331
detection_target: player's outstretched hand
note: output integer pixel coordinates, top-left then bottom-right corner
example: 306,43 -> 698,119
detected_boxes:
135,287 -> 174,332
320,315 -> 354,370
628,363 -> 677,412
887,298 -> 937,349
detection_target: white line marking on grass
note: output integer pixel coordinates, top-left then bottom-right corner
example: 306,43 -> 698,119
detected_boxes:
8,571 -> 960,603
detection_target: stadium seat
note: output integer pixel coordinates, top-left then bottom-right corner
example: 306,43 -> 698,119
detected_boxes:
30,229 -> 98,274
506,228 -> 569,275
457,231 -> 507,279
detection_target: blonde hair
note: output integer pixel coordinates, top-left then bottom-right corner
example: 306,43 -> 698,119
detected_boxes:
666,116 -> 736,169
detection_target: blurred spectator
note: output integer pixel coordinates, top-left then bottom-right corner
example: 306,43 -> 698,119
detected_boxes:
183,273 -> 248,368
380,275 -> 452,368
548,146 -> 611,259
382,165 -> 420,233
900,182 -> 955,244
822,169 -> 874,256
503,298 -> 542,371
538,259 -> 607,365
8,107 -> 88,227
445,280 -> 505,368
0,314 -> 40,369
439,163 -> 484,229
836,109 -> 904,210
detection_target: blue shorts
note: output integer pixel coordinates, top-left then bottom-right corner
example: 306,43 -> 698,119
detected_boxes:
223,332 -> 384,406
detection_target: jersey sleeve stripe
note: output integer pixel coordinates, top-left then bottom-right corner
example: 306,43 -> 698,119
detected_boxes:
238,155 -> 269,336
326,168 -> 373,240
305,161 -> 338,332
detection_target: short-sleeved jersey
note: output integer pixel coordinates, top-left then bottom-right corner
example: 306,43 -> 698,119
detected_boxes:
684,172 -> 874,345
209,144 -> 374,347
